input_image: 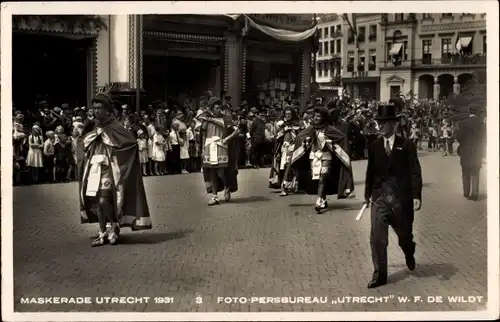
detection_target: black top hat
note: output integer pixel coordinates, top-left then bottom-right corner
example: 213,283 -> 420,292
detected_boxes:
375,104 -> 398,121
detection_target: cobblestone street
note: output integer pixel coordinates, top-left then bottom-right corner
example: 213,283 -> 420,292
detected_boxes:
12,151 -> 487,312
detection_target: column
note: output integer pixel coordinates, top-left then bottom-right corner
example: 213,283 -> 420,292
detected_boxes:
95,15 -> 110,91
108,15 -> 145,108
300,41 -> 312,112
433,76 -> 440,100
224,31 -> 242,109
453,76 -> 460,94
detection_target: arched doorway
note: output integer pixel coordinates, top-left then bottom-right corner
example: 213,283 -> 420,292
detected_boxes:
458,73 -> 474,92
13,33 -> 94,110
418,74 -> 434,99
438,74 -> 454,99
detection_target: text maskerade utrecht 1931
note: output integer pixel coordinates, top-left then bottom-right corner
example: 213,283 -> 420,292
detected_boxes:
19,295 -> 485,306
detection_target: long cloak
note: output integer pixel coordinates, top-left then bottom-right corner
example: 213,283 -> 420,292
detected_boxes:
268,124 -> 300,189
284,125 -> 355,198
78,120 -> 152,230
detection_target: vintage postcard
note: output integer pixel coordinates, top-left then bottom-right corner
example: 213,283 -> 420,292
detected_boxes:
1,1 -> 499,321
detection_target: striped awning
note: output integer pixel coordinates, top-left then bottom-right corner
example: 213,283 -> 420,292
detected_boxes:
456,37 -> 473,51
389,43 -> 403,55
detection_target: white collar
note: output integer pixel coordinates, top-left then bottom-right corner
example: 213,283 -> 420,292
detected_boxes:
384,133 -> 395,143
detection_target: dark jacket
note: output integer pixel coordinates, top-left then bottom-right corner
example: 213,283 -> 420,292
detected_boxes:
250,117 -> 266,143
456,115 -> 485,170
365,135 -> 422,208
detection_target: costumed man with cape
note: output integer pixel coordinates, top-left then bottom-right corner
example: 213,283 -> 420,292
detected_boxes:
196,97 -> 240,206
79,92 -> 152,247
269,105 -> 301,196
283,106 -> 355,213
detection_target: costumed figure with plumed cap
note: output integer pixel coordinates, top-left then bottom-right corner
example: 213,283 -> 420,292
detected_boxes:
364,103 -> 422,289
269,106 -> 301,196
389,93 -> 409,139
79,92 -> 152,247
13,113 -> 27,159
283,106 -> 355,213
196,97 -> 240,206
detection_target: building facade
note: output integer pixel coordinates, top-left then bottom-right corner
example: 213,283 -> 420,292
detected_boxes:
380,13 -> 486,102
341,13 -> 383,101
13,14 -> 316,111
314,14 -> 343,98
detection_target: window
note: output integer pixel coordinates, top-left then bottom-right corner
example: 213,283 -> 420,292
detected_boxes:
348,52 -> 354,72
369,25 -> 377,41
358,26 -> 366,43
369,50 -> 376,70
330,26 -> 335,37
483,35 -> 486,54
318,62 -> 323,77
318,42 -> 323,56
403,41 -> 408,61
395,13 -> 404,21
336,25 -> 341,32
324,27 -> 329,38
358,55 -> 365,71
324,41 -> 329,55
441,38 -> 452,55
387,42 -> 392,61
422,13 -> 432,19
330,41 -> 334,55
422,39 -> 432,64
336,39 -> 341,53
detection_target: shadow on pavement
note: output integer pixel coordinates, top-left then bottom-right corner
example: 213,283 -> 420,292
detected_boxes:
389,263 -> 458,283
234,196 -> 272,203
288,202 -> 362,212
118,229 -> 194,245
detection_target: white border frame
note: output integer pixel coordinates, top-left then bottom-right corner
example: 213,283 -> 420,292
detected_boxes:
2,1 -> 499,321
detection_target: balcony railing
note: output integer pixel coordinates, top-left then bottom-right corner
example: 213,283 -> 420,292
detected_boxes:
347,64 -> 354,72
331,75 -> 342,86
380,60 -> 414,68
413,53 -> 487,67
357,34 -> 366,43
368,63 -> 377,71
368,34 -> 377,42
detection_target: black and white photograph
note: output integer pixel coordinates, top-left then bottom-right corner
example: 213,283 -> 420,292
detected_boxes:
1,1 -> 499,321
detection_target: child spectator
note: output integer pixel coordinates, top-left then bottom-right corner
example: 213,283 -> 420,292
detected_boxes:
137,129 -> 149,176
26,125 -> 44,183
43,131 -> 55,183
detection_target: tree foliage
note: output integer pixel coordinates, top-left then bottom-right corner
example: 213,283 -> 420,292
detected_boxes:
444,70 -> 486,119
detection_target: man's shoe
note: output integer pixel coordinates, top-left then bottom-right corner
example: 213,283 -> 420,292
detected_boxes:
405,255 -> 416,271
208,197 -> 220,206
367,278 -> 387,289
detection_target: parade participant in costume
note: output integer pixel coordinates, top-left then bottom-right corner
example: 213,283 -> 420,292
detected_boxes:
389,96 -> 409,139
364,104 -> 422,288
79,92 -> 152,247
197,97 -> 240,206
269,106 -> 300,196
284,106 -> 355,213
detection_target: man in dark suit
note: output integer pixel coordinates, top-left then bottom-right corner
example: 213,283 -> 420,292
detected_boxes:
456,107 -> 486,201
364,104 -> 423,288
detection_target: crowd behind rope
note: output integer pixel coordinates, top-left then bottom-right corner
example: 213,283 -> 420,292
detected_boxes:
12,93 -> 471,186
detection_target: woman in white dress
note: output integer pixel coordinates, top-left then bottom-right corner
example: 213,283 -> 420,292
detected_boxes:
152,125 -> 166,175
26,124 -> 44,183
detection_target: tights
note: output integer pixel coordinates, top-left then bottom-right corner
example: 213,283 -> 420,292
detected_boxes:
210,167 -> 227,196
96,194 -> 116,233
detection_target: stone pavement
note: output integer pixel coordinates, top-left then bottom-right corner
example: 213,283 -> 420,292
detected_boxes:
11,150 -> 487,312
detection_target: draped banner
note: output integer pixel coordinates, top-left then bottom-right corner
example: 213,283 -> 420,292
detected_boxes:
223,14 -> 317,42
